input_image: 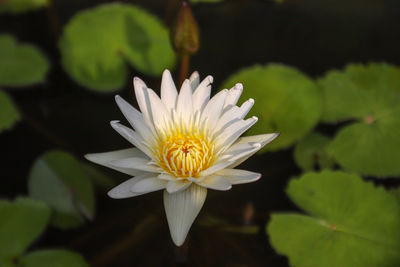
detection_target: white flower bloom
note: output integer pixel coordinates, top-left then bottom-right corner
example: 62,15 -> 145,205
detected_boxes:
85,70 -> 278,246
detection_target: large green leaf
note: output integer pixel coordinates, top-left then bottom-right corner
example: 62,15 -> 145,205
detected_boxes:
59,3 -> 176,92
28,150 -> 95,230
0,35 -> 49,87
220,64 -> 322,151
319,63 -> 400,176
0,89 -> 20,132
21,250 -> 88,267
0,0 -> 48,14
294,132 -> 334,171
267,171 -> 400,267
0,198 -> 50,264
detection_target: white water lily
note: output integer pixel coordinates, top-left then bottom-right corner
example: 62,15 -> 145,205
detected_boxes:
85,70 -> 278,246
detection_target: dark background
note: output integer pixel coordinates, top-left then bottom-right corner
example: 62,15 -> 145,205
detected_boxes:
1,0 -> 400,266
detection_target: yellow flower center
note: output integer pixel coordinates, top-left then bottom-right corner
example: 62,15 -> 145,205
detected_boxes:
156,134 -> 214,178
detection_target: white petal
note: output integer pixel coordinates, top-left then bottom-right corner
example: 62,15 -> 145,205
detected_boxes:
216,116 -> 258,151
114,95 -> 156,143
163,184 -> 207,246
133,77 -> 152,123
223,83 -> 243,111
131,177 -> 167,194
166,180 -> 192,193
214,98 -> 254,134
158,173 -> 185,181
215,169 -> 261,185
189,71 -> 200,91
192,75 -> 213,113
219,142 -> 261,163
200,89 -> 228,131
161,69 -> 178,111
85,148 -> 148,176
107,174 -> 151,199
147,89 -> 172,134
198,175 -> 232,191
110,121 -> 154,157
176,79 -> 193,122
229,133 -> 279,168
109,157 -> 163,173
198,160 -> 234,177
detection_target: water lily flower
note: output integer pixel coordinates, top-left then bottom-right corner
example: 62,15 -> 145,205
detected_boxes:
85,70 -> 278,246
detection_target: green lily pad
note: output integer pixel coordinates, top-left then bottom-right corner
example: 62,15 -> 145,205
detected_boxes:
220,64 -> 322,151
0,0 -> 49,14
0,198 -> 50,264
28,150 -> 95,230
267,171 -> 400,267
59,3 -> 176,92
319,63 -> 400,176
0,34 -> 49,87
294,132 -> 334,171
0,89 -> 20,132
21,250 -> 88,267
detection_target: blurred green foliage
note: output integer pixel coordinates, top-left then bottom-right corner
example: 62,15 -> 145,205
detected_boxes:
0,198 -> 88,266
59,3 -> 176,92
293,132 -> 334,171
221,64 -> 322,152
267,171 -> 400,267
320,63 -> 400,177
0,35 -> 49,87
0,0 -> 48,14
28,150 -> 95,230
0,89 -> 20,132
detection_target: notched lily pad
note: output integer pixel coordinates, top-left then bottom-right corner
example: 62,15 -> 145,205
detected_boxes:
28,150 -> 95,230
0,89 -> 20,132
294,132 -> 334,171
221,64 -> 322,152
267,171 -> 400,267
59,3 -> 176,92
0,198 -> 50,264
0,34 -> 49,87
319,63 -> 400,176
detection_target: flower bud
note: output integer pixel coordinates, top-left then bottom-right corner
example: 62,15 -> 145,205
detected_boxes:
173,2 -> 200,55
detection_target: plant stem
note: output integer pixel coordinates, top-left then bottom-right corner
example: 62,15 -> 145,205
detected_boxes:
179,53 -> 190,85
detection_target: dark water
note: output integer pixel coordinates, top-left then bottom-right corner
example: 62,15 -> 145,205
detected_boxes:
1,0 -> 400,266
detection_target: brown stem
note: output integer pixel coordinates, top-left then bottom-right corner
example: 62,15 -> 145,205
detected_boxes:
45,0 -> 61,40
179,54 -> 190,85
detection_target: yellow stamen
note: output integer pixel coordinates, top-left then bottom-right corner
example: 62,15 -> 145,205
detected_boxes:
156,132 -> 214,178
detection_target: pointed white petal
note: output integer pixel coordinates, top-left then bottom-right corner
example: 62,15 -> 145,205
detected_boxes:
229,133 -> 280,168
131,177 -> 167,194
163,184 -> 207,246
215,169 -> 261,185
216,116 -> 258,151
192,75 -> 213,113
114,95 -> 156,143
223,83 -> 243,111
198,175 -> 232,191
110,121 -> 154,158
189,71 -> 200,91
198,160 -> 234,177
166,180 -> 192,193
85,148 -> 148,176
176,79 -> 193,121
109,157 -> 163,173
161,70 -> 178,111
133,77 -> 152,123
219,142 -> 261,163
107,174 -> 152,199
148,89 -> 172,134
200,89 -> 228,131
